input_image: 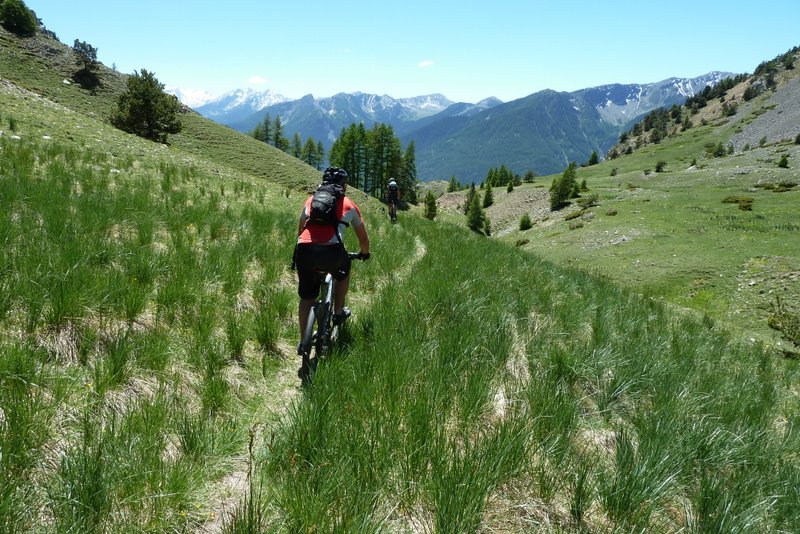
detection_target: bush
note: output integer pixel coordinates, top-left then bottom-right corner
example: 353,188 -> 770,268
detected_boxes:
606,208 -> 618,216
576,195 -> 598,209
519,214 -> 532,231
0,0 -> 37,35
795,133 -> 800,145
722,195 -> 753,211
778,154 -> 789,168
655,160 -> 667,172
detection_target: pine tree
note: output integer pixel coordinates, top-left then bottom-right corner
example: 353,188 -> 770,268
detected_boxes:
272,116 -> 288,151
520,213 -> 532,230
302,137 -> 318,167
292,133 -> 302,158
316,141 -> 325,170
550,162 -> 577,210
423,190 -> 437,220
400,141 -> 417,204
111,69 -> 182,143
482,181 -> 494,208
463,183 -> 476,214
447,176 -> 459,192
260,114 -> 272,144
466,190 -> 485,231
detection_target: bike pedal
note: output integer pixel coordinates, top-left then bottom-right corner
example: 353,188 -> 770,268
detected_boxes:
333,307 -> 351,326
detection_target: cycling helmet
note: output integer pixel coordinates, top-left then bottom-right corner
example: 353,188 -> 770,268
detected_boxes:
322,167 -> 348,186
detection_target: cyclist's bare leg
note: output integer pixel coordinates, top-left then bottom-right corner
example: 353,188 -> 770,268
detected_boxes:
333,275 -> 350,316
299,297 -> 314,336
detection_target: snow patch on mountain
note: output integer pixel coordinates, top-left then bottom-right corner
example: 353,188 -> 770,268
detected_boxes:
195,88 -> 290,117
166,86 -> 217,108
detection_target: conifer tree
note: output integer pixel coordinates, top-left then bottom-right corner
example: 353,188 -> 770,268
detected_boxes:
550,162 -> 577,210
302,137 -> 318,167
447,176 -> 459,192
466,190 -> 485,231
292,133 -> 302,158
111,69 -> 182,143
272,116 -> 288,151
316,141 -> 325,170
260,114 -> 272,144
482,181 -> 494,208
423,190 -> 437,220
463,183 -> 476,214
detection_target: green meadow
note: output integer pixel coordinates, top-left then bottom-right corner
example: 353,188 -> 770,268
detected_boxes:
2,28 -> 799,533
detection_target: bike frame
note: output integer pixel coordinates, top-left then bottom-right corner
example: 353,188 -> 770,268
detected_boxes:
299,252 -> 363,382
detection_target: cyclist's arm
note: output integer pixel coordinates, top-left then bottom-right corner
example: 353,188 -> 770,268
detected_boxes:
354,222 -> 370,255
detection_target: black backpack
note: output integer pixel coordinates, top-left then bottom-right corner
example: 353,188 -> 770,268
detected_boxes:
308,183 -> 343,227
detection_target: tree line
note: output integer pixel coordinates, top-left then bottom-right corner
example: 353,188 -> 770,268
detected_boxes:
328,122 -> 418,204
250,115 -> 327,170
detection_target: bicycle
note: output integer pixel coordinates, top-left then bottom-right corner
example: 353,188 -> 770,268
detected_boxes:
388,200 -> 397,223
298,251 -> 367,383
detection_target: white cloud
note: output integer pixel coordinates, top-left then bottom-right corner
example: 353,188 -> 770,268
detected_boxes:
417,60 -> 435,69
248,75 -> 268,85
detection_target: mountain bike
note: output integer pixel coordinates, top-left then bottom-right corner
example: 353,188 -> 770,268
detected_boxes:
388,200 -> 397,223
298,251 -> 367,384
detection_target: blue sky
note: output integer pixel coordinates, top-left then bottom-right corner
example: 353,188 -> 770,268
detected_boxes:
25,0 -> 800,104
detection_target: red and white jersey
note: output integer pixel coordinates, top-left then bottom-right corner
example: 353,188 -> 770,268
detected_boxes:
297,195 -> 364,245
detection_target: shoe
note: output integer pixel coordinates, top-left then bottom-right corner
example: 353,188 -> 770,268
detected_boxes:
296,342 -> 304,355
332,307 -> 351,326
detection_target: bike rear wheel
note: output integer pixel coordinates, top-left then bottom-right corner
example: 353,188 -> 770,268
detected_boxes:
299,302 -> 330,382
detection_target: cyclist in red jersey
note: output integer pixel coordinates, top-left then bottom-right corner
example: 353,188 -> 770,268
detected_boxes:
294,168 -> 370,350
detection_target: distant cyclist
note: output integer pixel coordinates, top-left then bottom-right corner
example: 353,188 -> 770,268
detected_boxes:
386,178 -> 400,222
293,167 -> 370,353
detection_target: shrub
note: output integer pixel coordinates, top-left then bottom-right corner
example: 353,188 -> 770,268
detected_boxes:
514,238 -> 529,247
610,168 -> 618,177
568,221 -> 584,230
795,133 -> 800,144
778,154 -> 789,168
606,208 -> 618,216
0,0 -> 37,36
576,195 -> 598,209
655,160 -> 667,172
519,213 -> 532,231
722,195 -> 753,210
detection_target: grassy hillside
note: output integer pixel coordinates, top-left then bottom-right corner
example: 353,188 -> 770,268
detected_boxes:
0,27 -> 320,191
1,20 -> 799,533
435,55 -> 800,356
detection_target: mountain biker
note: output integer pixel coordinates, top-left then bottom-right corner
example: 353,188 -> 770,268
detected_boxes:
386,178 -> 400,221
294,167 -> 370,352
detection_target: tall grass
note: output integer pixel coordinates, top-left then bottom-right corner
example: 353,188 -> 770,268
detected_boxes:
258,216 -> 800,532
0,133 -> 303,531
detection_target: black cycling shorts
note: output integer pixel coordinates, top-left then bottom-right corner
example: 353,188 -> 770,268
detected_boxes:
295,243 -> 351,299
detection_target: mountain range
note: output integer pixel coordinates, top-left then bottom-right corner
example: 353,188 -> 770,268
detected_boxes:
178,73 -> 732,183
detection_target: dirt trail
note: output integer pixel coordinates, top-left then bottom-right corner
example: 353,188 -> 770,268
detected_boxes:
196,229 -> 428,533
